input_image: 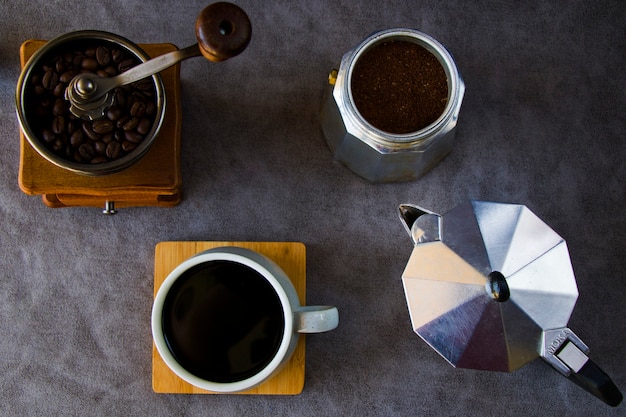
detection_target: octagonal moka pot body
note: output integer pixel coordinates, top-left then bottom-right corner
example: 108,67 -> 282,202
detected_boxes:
398,200 -> 622,407
321,28 -> 465,182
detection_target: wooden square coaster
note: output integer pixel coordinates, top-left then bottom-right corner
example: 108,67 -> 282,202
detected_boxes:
152,241 -> 306,395
18,40 -> 182,209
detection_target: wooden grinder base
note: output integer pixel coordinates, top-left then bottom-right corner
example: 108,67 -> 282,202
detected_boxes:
152,241 -> 306,395
18,40 -> 183,210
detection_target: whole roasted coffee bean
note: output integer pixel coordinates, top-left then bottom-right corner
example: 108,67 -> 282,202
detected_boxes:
106,141 -> 122,159
136,118 -> 152,135
111,48 -> 124,63
91,156 -> 108,164
78,143 -> 96,160
104,66 -> 117,76
116,115 -> 130,129
70,129 -> 84,147
124,130 -> 143,143
92,119 -> 115,134
42,70 -> 59,90
82,122 -> 99,141
52,138 -> 63,152
122,141 -> 136,152
84,46 -> 96,57
72,54 -> 84,67
53,98 -> 69,116
145,101 -> 156,117
55,59 -> 65,73
67,120 -> 78,135
42,128 -> 55,143
106,106 -> 122,121
121,116 -> 139,132
94,140 -> 107,155
51,115 -> 66,135
60,70 -> 78,84
52,83 -> 65,98
96,46 -> 110,66
133,79 -> 153,91
81,57 -> 98,71
114,89 -> 127,108
118,58 -> 136,73
130,101 -> 146,118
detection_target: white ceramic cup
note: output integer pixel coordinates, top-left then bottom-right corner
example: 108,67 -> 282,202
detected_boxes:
151,246 -> 339,393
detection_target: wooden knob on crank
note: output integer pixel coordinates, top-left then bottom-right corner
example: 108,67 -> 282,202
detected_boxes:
195,2 -> 252,62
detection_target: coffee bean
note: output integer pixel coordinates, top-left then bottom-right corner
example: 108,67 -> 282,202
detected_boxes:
52,138 -> 64,152
90,156 -> 108,164
106,106 -> 122,121
70,130 -> 84,147
67,120 -> 78,135
122,141 -> 136,152
92,119 -> 115,134
81,57 -> 98,71
106,141 -> 122,159
130,101 -> 146,118
96,46 -> 110,66
111,48 -> 123,63
78,143 -> 96,160
114,89 -> 127,108
42,70 -> 59,90
34,85 -> 46,96
84,46 -> 96,58
55,59 -> 65,73
133,79 -> 153,91
121,117 -> 139,131
118,58 -> 136,73
53,98 -> 69,116
72,54 -> 84,67
42,129 -> 56,143
124,130 -> 143,143
51,115 -> 66,135
145,101 -> 156,117
136,118 -> 152,135
104,66 -> 117,76
60,70 -> 78,84
94,141 -> 107,155
82,122 -> 99,141
116,115 -> 130,129
52,83 -> 65,98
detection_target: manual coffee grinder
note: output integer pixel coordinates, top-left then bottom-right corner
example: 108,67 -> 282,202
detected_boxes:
16,2 -> 251,213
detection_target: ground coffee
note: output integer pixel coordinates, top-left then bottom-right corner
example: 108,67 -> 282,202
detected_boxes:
351,40 -> 448,134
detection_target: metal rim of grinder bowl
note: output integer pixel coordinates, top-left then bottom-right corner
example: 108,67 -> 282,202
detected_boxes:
322,28 -> 465,182
16,30 -> 166,176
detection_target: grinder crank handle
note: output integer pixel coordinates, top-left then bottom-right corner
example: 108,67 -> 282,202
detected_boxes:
541,328 -> 622,407
86,2 -> 252,92
67,2 -> 251,120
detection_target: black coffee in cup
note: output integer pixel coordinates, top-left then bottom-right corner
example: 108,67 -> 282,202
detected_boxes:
161,260 -> 285,383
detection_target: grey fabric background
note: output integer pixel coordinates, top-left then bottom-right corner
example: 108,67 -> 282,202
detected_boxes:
1,0 -> 624,416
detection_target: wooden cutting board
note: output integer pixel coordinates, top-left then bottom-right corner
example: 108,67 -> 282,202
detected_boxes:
152,241 -> 306,395
18,40 -> 182,209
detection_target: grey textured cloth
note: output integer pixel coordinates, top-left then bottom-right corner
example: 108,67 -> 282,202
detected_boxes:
1,0 -> 624,416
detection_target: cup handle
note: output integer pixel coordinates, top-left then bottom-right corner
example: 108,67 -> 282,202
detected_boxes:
294,306 -> 339,333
